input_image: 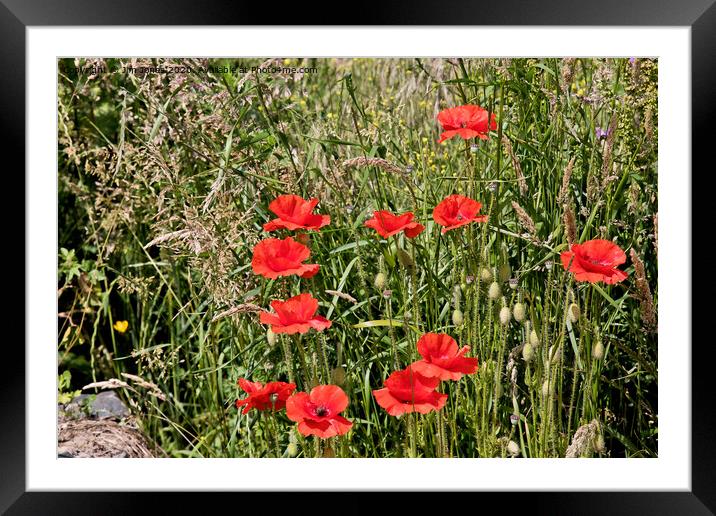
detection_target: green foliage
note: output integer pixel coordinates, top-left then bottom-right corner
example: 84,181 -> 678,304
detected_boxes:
57,57 -> 658,458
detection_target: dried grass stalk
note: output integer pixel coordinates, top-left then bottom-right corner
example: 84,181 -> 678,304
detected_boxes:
566,419 -> 600,458
511,201 -> 537,237
563,203 -> 577,246
341,157 -> 404,175
600,113 -> 618,185
629,248 -> 656,333
325,290 -> 358,304
558,157 -> 576,204
503,136 -> 527,196
211,303 -> 264,323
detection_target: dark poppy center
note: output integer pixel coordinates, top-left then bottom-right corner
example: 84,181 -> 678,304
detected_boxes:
456,214 -> 463,220
314,406 -> 329,417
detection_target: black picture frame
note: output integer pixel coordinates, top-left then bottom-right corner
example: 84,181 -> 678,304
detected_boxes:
3,1 -> 712,513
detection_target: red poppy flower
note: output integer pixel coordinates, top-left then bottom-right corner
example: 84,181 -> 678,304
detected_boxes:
364,210 -> 425,239
251,237 -> 320,279
437,104 -> 497,144
410,333 -> 478,381
560,239 -> 629,285
432,194 -> 488,233
259,293 -> 332,334
263,194 -> 330,232
235,378 -> 296,415
286,384 -> 353,438
372,366 -> 448,416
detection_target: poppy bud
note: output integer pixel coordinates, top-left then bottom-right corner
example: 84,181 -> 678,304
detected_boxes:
498,264 -> 511,282
568,303 -> 580,323
513,302 -> 526,322
542,380 -> 552,398
453,285 -> 462,306
529,329 -> 540,347
522,343 -> 534,362
396,248 -> 414,268
452,309 -> 464,327
480,268 -> 493,283
287,442 -> 299,457
266,328 -> 277,347
592,340 -> 604,360
488,281 -> 501,300
549,344 -> 561,362
507,440 -> 520,456
331,366 -> 346,387
499,306 -> 511,325
374,272 -> 387,290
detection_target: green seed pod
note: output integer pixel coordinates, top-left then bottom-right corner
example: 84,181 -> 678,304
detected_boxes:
568,303 -> 581,323
480,267 -> 493,283
513,302 -> 526,322
542,379 -> 552,398
529,329 -> 540,347
452,284 -> 462,307
499,306 -> 511,325
331,366 -> 346,387
507,440 -> 520,457
374,272 -> 387,290
494,382 -> 503,398
287,442 -> 299,457
266,328 -> 277,347
593,340 -> 604,360
522,343 -> 534,362
396,248 -> 414,268
498,263 -> 511,282
488,281 -> 501,300
549,344 -> 562,362
452,309 -> 464,327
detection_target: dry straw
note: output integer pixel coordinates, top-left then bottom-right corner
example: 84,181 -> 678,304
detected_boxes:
565,419 -> 601,458
629,248 -> 656,333
503,136 -> 528,196
563,203 -> 578,246
558,157 -> 576,204
342,157 -> 404,175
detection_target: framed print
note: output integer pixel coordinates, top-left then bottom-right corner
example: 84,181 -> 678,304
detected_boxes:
3,0 -> 713,514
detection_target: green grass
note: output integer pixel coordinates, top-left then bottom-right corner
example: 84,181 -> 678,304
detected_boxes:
57,57 -> 658,458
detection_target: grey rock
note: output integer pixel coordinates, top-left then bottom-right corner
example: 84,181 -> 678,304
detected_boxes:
63,391 -> 129,420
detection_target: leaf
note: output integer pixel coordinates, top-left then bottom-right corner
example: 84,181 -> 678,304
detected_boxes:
352,319 -> 403,329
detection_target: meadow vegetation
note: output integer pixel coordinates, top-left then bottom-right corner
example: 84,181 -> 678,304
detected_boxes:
57,57 -> 658,458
